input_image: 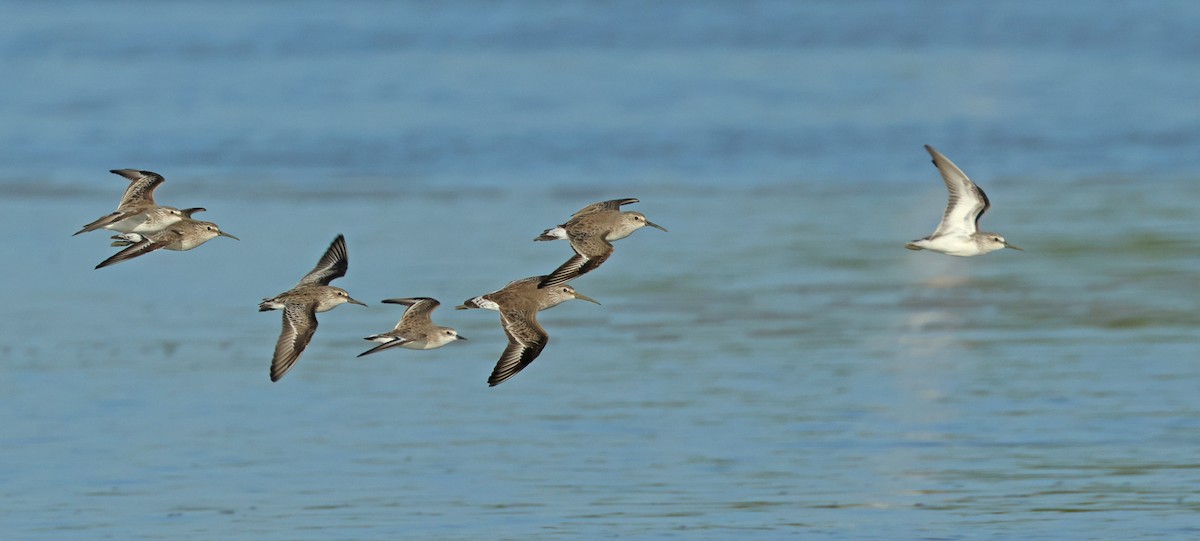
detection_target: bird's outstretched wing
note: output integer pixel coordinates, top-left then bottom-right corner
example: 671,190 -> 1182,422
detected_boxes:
384,297 -> 441,327
296,234 -> 349,287
487,309 -> 548,386
925,145 -> 990,236
270,302 -> 318,382
569,198 -> 639,218
94,230 -> 181,269
111,169 -> 167,208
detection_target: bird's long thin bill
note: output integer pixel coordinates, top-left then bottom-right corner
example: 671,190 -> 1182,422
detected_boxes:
1005,243 -> 1024,251
456,335 -> 468,341
349,298 -> 369,306
573,292 -> 601,305
646,220 -> 668,232
219,231 -> 240,240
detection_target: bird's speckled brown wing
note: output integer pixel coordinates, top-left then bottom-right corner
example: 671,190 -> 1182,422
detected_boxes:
111,169 -> 167,209
93,229 -> 182,269
568,198 -> 639,218
296,234 -> 349,287
487,304 -> 548,386
270,302 -> 318,381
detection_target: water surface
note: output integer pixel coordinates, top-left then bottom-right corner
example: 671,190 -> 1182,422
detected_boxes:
2,1 -> 1199,539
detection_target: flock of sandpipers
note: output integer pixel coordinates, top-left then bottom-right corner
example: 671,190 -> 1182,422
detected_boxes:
73,145 -> 1018,386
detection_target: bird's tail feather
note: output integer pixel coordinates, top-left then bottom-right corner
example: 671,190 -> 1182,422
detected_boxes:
534,226 -> 567,241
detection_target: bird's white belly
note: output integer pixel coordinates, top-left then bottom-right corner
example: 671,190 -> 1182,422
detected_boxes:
107,212 -> 181,234
174,235 -> 213,251
103,214 -> 150,233
605,230 -> 633,242
918,234 -> 982,257
404,340 -> 434,350
313,299 -> 342,312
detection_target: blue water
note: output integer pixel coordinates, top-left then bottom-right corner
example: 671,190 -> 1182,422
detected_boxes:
3,1 -> 1200,539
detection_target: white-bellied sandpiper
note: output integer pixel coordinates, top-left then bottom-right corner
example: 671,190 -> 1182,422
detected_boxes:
906,145 -> 1022,256
74,169 -> 189,236
358,297 -> 466,357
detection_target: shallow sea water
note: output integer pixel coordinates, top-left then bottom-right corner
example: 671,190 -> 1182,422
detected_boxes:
2,1 -> 1200,539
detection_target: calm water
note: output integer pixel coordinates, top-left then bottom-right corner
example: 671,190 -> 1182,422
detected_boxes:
2,1 -> 1200,539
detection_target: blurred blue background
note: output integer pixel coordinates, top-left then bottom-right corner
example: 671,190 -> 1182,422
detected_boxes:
2,1 -> 1199,539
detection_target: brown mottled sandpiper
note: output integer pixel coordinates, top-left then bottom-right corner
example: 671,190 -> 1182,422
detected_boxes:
95,208 -> 237,269
259,234 -> 367,382
534,198 -> 666,287
456,276 -> 599,386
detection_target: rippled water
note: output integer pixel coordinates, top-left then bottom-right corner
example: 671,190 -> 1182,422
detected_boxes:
3,1 -> 1200,539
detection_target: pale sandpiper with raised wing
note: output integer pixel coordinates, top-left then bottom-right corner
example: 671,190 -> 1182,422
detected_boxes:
358,297 -> 466,357
74,169 -> 189,236
906,145 -> 1022,256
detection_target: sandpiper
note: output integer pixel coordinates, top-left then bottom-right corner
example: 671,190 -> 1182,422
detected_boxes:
535,198 -> 667,288
906,145 -> 1022,256
259,234 -> 367,382
95,208 -> 238,269
73,169 -> 188,236
456,276 -> 600,386
358,297 -> 466,357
